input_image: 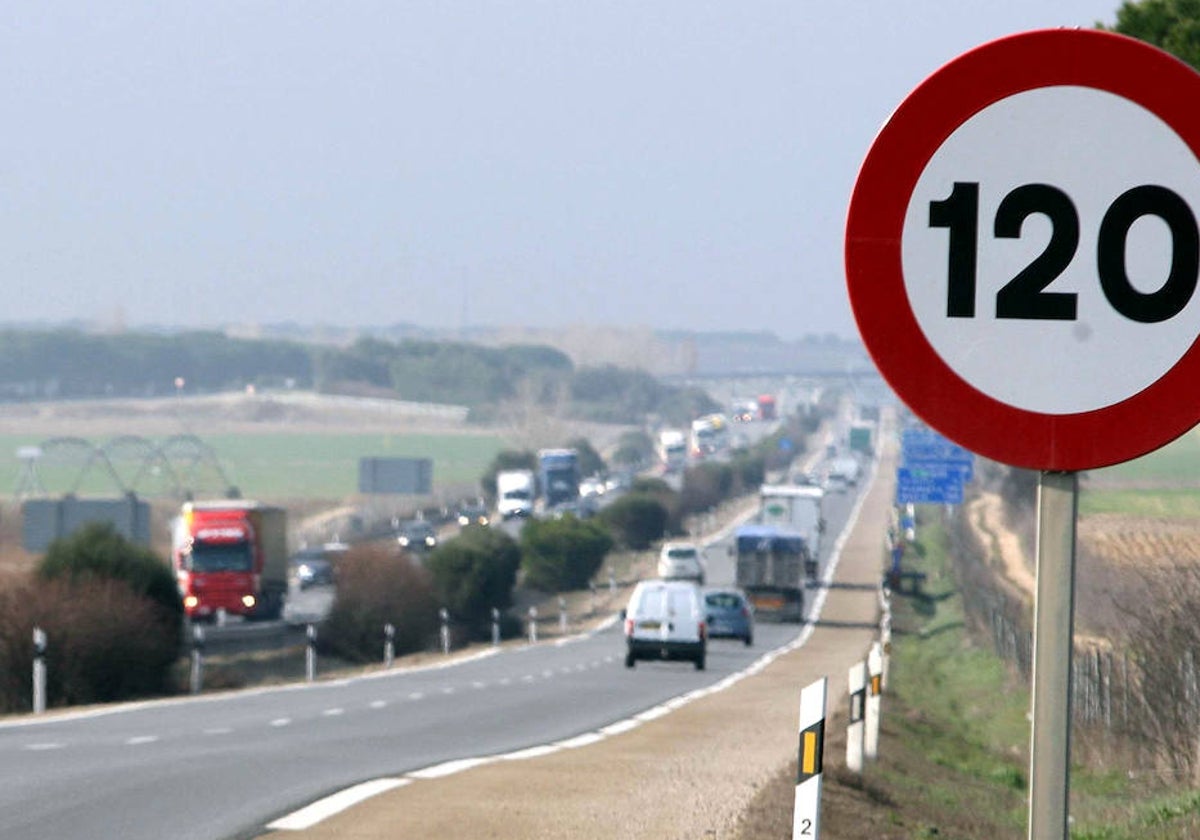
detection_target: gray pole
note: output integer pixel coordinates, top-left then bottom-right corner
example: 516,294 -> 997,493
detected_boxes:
439,608 -> 450,655
558,596 -> 567,635
32,626 -> 47,715
1027,470 -> 1078,840
491,608 -> 500,647
383,623 -> 395,669
305,623 -> 317,683
528,606 -> 538,644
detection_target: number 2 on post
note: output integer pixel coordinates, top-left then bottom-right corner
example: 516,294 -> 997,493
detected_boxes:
929,181 -> 1200,323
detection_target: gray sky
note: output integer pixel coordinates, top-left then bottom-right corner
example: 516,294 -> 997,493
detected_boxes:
0,2 -> 1122,340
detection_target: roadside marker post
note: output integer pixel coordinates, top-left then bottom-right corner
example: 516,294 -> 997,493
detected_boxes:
190,624 -> 206,695
880,622 -> 892,692
793,677 -> 827,840
846,661 -> 866,774
865,643 -> 884,761
305,623 -> 317,683
558,596 -> 567,635
383,623 -> 395,669
528,606 -> 538,644
439,608 -> 450,655
845,28 -> 1200,840
32,626 -> 47,715
491,608 -> 501,647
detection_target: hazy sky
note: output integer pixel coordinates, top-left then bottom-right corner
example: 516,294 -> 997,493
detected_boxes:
0,2 -> 1123,340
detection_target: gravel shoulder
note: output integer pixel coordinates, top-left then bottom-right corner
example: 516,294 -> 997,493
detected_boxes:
265,432 -> 897,839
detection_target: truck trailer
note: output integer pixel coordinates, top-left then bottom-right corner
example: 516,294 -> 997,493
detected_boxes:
537,448 -> 580,510
656,429 -> 688,473
733,524 -> 808,622
171,500 -> 289,622
758,484 -> 825,579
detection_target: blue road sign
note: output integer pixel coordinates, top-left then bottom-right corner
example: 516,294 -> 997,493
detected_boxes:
895,467 -> 965,505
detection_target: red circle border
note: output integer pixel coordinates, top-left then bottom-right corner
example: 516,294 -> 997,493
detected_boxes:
845,29 -> 1200,470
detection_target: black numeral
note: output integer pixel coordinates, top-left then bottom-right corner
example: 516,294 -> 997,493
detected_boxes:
928,182 -> 1198,322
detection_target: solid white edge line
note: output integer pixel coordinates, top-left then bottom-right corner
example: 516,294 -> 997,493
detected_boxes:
266,778 -> 410,830
270,455 -> 889,833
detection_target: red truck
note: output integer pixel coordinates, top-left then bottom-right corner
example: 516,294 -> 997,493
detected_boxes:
171,500 -> 289,622
756,394 -> 778,421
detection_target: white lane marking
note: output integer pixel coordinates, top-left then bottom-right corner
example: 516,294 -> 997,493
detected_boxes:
270,718 -> 291,728
369,700 -> 387,710
498,677 -> 512,686
408,692 -> 424,701
322,708 -> 344,717
23,742 -> 64,751
408,757 -> 493,780
542,669 -> 555,678
441,687 -> 456,695
257,455 -> 882,833
204,727 -> 233,735
125,735 -> 159,745
555,732 -> 604,750
558,667 -> 572,675
500,744 -> 559,761
471,681 -> 486,690
0,648 -> 502,732
267,778 -> 410,831
600,719 -> 642,737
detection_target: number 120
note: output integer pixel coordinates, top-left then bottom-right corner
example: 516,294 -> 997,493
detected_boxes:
928,181 -> 1198,324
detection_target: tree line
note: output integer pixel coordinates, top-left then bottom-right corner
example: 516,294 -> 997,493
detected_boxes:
0,328 -> 717,425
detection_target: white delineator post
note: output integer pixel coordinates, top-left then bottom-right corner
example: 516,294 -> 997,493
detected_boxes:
865,642 -> 884,761
528,606 -> 538,644
439,608 -> 450,655
190,624 -> 206,695
383,623 -> 395,669
846,661 -> 866,774
305,623 -> 317,683
491,608 -> 501,647
792,677 -> 827,840
32,626 -> 47,715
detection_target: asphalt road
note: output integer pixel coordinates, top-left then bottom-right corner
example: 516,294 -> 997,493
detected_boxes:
0,460 -> 863,840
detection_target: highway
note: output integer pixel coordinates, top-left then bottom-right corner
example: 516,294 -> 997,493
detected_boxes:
0,456 -> 865,840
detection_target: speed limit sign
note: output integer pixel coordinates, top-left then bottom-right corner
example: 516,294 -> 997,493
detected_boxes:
846,29 -> 1200,470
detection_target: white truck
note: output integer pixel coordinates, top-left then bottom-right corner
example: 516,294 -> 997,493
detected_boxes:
656,429 -> 688,473
758,484 -> 825,580
496,469 -> 536,519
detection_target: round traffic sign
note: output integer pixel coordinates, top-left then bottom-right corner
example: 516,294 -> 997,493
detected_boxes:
845,29 -> 1200,470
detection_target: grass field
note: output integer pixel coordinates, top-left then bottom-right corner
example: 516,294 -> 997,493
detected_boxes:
1083,428 -> 1200,516
0,432 -> 506,500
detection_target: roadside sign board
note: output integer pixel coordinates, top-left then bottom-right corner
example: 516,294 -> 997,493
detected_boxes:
846,29 -> 1200,471
895,467 -> 965,505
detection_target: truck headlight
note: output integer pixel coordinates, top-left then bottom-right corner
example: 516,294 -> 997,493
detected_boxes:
242,595 -> 256,608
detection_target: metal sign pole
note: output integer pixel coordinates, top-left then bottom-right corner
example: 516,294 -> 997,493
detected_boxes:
1027,470 -> 1078,840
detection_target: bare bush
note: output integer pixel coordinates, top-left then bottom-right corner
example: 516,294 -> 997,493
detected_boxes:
0,574 -> 180,712
321,544 -> 438,662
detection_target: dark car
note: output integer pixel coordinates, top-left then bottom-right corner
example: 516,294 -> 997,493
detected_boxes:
456,500 -> 490,528
289,548 -> 337,590
397,520 -> 438,553
703,587 -> 754,646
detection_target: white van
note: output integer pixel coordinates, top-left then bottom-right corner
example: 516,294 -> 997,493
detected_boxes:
622,580 -> 706,670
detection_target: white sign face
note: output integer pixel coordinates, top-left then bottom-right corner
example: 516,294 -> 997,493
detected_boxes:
845,29 -> 1200,470
903,86 -> 1200,415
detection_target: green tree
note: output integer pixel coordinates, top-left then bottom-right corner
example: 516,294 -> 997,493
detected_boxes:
1101,0 -> 1200,70
565,436 -> 605,478
426,526 -> 520,637
39,521 -> 183,637
611,429 -> 655,468
597,493 -> 669,550
520,516 -> 614,592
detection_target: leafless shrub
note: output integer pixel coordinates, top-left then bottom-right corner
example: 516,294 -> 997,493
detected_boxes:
321,544 -> 439,662
0,573 -> 180,712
